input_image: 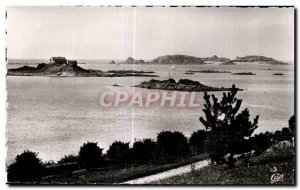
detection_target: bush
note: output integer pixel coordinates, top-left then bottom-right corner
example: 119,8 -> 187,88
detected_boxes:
199,85 -> 259,168
250,132 -> 273,156
106,141 -> 132,165
156,131 -> 190,162
78,142 -> 104,170
273,127 -> 293,143
7,150 -> 43,182
132,139 -> 157,164
289,115 -> 295,135
57,154 -> 79,164
189,130 -> 207,154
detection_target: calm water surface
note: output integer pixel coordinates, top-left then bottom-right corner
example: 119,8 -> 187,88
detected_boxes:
6,61 -> 294,164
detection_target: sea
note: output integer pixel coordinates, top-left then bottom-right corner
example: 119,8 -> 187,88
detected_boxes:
6,59 -> 294,164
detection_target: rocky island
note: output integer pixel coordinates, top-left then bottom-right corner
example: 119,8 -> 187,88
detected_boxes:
150,55 -> 205,64
119,57 -> 146,64
118,55 -> 232,65
136,78 -> 242,92
7,57 -> 159,77
186,70 -> 231,73
116,54 -> 289,65
233,56 -> 289,65
273,73 -> 284,76
232,72 -> 256,75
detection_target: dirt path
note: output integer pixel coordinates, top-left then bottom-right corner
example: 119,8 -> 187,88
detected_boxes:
122,159 -> 210,184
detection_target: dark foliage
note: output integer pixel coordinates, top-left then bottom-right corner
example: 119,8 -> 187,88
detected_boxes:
132,139 -> 157,164
273,127 -> 293,143
189,130 -> 207,154
7,150 -> 43,182
106,141 -> 132,165
156,131 -> 190,162
199,85 -> 259,168
78,142 -> 104,170
43,162 -> 80,177
250,132 -> 273,156
289,115 -> 295,135
57,154 -> 79,164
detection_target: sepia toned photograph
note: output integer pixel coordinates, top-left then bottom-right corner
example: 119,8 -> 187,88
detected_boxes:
6,6 -> 295,185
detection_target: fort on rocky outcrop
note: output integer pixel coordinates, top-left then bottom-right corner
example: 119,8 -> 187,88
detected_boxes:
7,57 -> 158,77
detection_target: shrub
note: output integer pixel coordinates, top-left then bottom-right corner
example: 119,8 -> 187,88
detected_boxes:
250,132 -> 273,155
288,115 -> 295,145
199,85 -> 259,168
106,141 -> 132,165
189,130 -> 207,154
57,154 -> 79,164
273,127 -> 293,143
132,139 -> 157,164
78,142 -> 104,170
156,131 -> 190,162
289,115 -> 295,134
7,150 -> 43,182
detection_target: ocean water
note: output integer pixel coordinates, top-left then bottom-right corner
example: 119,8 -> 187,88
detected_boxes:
6,60 -> 294,164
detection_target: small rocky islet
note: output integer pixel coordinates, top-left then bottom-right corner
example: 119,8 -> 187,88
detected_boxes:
232,72 -> 256,75
273,73 -> 284,76
186,70 -> 231,74
136,78 -> 242,92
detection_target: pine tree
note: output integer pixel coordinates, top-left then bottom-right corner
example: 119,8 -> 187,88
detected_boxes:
200,85 -> 259,168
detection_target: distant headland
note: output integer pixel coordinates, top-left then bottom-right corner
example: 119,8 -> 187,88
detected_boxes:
113,54 -> 290,65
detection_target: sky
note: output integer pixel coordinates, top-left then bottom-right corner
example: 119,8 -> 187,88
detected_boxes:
6,6 -> 294,61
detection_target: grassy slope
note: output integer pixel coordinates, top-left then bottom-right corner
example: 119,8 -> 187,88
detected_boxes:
41,154 -> 208,184
151,145 -> 295,185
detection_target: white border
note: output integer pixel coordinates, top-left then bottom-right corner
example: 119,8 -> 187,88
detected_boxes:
0,1 -> 298,190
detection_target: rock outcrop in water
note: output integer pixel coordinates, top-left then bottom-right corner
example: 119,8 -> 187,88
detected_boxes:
106,70 -> 158,77
273,73 -> 284,76
136,78 -> 241,92
186,70 -> 231,73
232,72 -> 256,75
7,57 -> 159,77
233,56 -> 289,65
120,57 -> 145,64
